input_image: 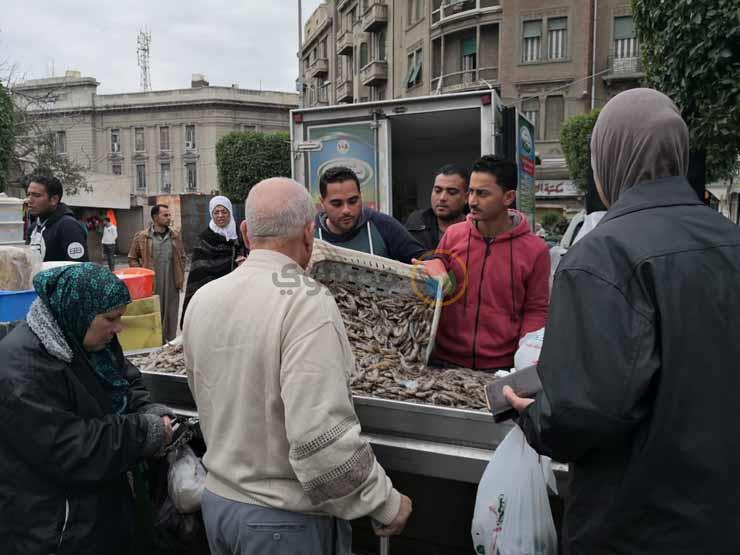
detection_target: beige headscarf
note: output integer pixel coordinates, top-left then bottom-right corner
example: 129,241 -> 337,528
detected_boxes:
590,88 -> 689,206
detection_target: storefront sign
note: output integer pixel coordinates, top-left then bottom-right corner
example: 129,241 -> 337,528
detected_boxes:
535,180 -> 580,198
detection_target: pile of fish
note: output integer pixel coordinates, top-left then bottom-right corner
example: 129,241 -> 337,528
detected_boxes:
128,343 -> 186,374
328,283 -> 493,411
126,283 -> 495,410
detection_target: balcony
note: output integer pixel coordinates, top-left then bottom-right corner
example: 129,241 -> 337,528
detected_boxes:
361,3 -> 388,33
432,0 -> 500,26
431,66 -> 498,93
337,29 -> 354,56
603,53 -> 644,83
337,0 -> 352,9
336,78 -> 354,102
360,60 -> 388,86
308,57 -> 329,78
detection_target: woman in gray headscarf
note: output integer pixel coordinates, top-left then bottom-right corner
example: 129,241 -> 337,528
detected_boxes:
504,88 -> 740,554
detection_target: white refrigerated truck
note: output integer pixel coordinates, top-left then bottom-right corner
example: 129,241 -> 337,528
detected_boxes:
290,89 -> 537,226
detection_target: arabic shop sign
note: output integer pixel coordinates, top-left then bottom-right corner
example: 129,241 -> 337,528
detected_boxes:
535,180 -> 581,198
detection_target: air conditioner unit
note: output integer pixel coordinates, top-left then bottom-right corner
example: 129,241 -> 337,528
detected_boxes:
185,141 -> 195,149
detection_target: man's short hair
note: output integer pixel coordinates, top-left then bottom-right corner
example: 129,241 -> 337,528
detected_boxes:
104,217 -> 111,223
319,166 -> 361,198
471,156 -> 518,191
28,175 -> 63,201
151,204 -> 168,219
435,164 -> 470,187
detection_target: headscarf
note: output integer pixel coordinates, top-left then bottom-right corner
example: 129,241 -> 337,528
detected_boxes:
208,195 -> 238,241
590,88 -> 689,206
33,263 -> 132,413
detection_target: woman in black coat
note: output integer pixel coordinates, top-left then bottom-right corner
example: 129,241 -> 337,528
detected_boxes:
0,264 -> 174,555
181,196 -> 246,327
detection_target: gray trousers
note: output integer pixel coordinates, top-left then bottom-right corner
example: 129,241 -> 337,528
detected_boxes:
201,489 -> 353,555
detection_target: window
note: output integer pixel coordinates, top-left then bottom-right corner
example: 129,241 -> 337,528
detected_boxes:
186,163 -> 197,192
522,20 -> 542,62
185,125 -> 196,149
160,126 -> 170,151
134,127 -> 145,152
319,39 -> 327,59
360,42 -> 369,68
462,35 -> 477,83
406,48 -> 423,88
548,17 -> 567,60
55,131 -> 66,155
243,124 -> 257,132
522,97 -> 540,139
377,29 -> 387,61
112,163 -> 122,175
614,16 -> 637,59
545,96 -> 564,141
408,0 -> 414,24
415,0 -> 423,22
136,163 -> 147,191
111,129 -> 121,153
318,78 -> 328,102
160,163 -> 171,192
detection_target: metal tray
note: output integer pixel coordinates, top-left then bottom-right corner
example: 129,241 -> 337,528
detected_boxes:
139,370 -> 509,451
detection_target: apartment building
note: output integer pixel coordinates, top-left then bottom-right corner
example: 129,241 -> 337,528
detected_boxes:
299,0 -> 643,213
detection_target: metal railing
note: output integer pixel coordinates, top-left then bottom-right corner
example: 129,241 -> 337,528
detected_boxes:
607,53 -> 643,76
432,0 -> 500,26
431,66 -> 498,92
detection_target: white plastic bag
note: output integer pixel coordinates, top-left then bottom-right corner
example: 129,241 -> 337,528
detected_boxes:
0,246 -> 42,291
514,328 -> 545,372
472,426 -> 558,555
167,445 -> 206,514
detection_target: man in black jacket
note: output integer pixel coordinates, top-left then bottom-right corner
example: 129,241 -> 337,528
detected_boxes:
27,174 -> 89,262
504,89 -> 740,554
404,164 -> 469,252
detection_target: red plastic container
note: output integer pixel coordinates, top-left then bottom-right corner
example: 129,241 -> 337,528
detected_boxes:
113,268 -> 155,301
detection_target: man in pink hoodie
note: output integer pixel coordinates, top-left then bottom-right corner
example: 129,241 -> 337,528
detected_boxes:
422,156 -> 550,371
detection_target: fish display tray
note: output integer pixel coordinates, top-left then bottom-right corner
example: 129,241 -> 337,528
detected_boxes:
309,240 -> 443,364
137,369 -> 507,451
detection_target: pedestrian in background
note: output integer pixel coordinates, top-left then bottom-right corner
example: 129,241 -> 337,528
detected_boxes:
181,195 -> 246,327
128,204 -> 186,341
101,217 -> 118,271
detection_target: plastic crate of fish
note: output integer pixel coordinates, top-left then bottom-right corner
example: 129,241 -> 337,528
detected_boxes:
308,239 -> 443,365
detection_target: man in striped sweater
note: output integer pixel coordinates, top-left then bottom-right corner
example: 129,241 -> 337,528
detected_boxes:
184,178 -> 412,554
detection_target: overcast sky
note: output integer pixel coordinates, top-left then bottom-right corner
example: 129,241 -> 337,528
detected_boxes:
2,0 -> 322,94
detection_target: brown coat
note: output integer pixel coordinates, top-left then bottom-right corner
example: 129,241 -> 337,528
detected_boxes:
127,226 -> 187,289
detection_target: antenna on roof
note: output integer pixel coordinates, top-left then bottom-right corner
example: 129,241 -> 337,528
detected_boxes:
137,29 -> 152,91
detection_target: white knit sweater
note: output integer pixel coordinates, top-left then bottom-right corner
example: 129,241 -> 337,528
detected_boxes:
184,249 -> 401,524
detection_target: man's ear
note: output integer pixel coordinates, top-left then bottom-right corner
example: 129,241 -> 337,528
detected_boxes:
305,221 -> 315,245
504,190 -> 517,208
240,221 -> 250,249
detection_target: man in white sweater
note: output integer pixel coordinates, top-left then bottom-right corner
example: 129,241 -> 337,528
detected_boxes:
184,178 -> 412,554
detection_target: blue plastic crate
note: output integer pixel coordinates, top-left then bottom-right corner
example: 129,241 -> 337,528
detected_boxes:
0,289 -> 37,322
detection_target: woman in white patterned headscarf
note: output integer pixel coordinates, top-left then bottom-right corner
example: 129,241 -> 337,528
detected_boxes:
182,196 -> 246,326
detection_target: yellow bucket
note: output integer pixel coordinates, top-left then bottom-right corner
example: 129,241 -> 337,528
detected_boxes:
118,295 -> 163,351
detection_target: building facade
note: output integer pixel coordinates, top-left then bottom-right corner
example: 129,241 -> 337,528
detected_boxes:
13,72 -> 298,199
299,0 -> 643,215
12,71 -> 298,253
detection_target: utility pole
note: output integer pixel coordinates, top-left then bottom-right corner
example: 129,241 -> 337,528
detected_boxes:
298,0 -> 304,108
